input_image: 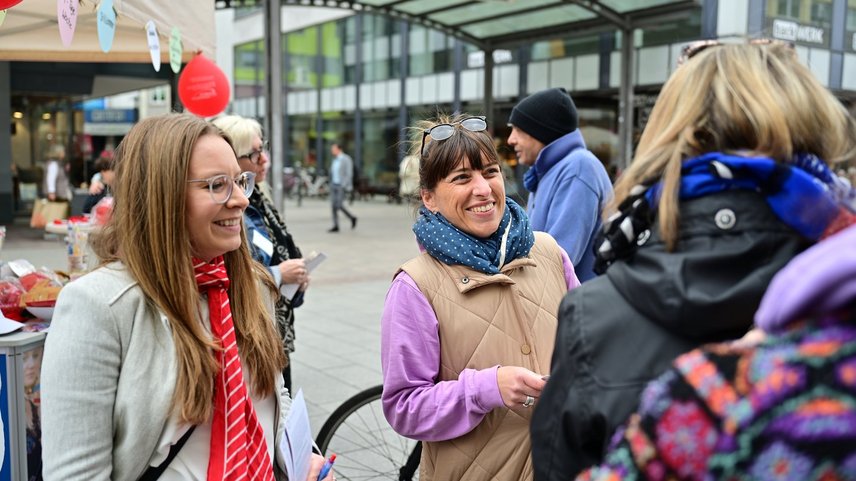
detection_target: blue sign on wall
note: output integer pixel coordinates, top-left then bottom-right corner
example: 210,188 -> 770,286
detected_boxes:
84,108 -> 137,124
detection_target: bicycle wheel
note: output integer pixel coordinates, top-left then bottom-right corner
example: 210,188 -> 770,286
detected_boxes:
316,385 -> 421,481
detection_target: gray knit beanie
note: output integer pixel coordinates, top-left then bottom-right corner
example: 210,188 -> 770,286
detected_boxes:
508,87 -> 578,145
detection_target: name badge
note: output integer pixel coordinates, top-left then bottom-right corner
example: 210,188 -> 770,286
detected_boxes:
253,231 -> 274,257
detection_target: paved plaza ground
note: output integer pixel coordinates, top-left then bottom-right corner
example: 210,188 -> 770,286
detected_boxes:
1,194 -> 420,440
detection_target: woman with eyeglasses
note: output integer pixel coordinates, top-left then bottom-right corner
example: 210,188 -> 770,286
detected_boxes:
41,114 -> 332,481
212,115 -> 307,394
530,42 -> 856,481
380,113 -> 580,480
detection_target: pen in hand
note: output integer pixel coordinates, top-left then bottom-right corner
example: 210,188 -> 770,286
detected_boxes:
317,453 -> 336,481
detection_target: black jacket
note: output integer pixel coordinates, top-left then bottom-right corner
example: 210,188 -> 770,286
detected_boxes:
530,191 -> 810,481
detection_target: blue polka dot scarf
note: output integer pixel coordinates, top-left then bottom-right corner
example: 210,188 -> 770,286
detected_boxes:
412,198 -> 534,275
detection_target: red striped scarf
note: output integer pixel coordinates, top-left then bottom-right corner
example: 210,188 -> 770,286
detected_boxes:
193,256 -> 274,481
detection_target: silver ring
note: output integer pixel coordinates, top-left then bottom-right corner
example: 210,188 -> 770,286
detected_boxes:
522,395 -> 534,408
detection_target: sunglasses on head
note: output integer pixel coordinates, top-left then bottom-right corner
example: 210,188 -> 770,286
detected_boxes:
420,116 -> 488,159
677,38 -> 795,67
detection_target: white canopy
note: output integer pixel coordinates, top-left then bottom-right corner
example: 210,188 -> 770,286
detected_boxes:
0,0 -> 215,63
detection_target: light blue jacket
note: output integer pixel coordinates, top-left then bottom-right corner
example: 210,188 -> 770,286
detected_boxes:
524,130 -> 613,282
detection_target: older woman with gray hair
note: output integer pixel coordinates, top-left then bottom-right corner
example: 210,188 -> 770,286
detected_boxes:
212,115 -> 308,393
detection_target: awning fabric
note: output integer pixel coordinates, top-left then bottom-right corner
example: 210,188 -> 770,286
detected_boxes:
0,0 -> 215,63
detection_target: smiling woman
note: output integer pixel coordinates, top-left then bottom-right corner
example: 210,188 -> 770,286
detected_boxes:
379,113 -> 581,480
39,113 -> 332,481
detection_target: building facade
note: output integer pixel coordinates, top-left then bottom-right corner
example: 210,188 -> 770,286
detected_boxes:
217,0 -> 856,195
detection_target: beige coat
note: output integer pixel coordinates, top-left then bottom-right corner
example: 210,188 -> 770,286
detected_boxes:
400,232 -> 568,480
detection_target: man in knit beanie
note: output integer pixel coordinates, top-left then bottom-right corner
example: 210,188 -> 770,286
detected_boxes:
508,87 -> 613,282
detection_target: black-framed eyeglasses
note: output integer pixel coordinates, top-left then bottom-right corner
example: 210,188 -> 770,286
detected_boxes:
239,140 -> 269,165
677,38 -> 795,67
186,171 -> 256,204
420,116 -> 488,159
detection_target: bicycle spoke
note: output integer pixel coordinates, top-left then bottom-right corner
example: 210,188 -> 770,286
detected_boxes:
319,387 -> 420,480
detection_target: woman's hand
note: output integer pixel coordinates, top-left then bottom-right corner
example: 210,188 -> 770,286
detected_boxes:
279,258 -> 308,285
299,278 -> 311,292
89,180 -> 105,195
307,453 -> 334,481
496,366 -> 548,409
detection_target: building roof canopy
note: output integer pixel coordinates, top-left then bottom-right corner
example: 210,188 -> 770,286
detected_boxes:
276,0 -> 699,49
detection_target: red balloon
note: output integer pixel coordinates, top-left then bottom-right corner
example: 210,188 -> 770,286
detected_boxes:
178,54 -> 231,118
0,0 -> 24,9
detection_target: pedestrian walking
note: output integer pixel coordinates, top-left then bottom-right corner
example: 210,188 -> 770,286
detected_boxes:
328,142 -> 357,232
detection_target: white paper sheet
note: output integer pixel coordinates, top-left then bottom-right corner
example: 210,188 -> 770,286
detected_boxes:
280,252 -> 327,300
280,389 -> 313,481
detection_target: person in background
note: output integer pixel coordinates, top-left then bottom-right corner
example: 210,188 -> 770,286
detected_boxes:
328,142 -> 357,232
530,41 -> 856,481
398,153 -> 420,202
41,113 -> 331,481
87,150 -> 114,196
212,115 -> 308,393
579,221 -> 856,480
381,113 -> 580,480
42,144 -> 70,202
507,87 -> 613,282
83,155 -> 114,214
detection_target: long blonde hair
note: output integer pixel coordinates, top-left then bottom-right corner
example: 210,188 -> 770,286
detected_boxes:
614,42 -> 856,249
91,113 -> 285,423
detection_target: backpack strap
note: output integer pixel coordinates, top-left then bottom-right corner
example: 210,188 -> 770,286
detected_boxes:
138,426 -> 196,481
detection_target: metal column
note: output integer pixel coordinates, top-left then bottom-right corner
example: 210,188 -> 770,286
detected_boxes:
483,49 -> 494,134
452,39 -> 463,114
617,29 -> 634,170
398,20 -> 410,160
353,15 -> 363,176
264,0 -> 284,208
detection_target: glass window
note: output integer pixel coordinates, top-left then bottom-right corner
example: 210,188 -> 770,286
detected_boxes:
530,34 -> 605,61
288,115 -> 316,169
848,0 -> 856,32
360,111 -> 400,190
287,27 -> 319,90
321,21 -> 345,88
638,8 -> 701,46
408,24 -> 454,76
360,14 -> 400,82
234,41 -> 264,99
767,0 -> 833,28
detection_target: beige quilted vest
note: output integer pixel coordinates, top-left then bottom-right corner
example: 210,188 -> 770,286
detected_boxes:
400,232 -> 568,481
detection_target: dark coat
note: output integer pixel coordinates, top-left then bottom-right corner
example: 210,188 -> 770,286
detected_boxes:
530,190 -> 811,481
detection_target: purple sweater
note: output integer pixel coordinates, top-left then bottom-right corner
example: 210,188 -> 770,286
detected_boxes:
380,249 -> 579,441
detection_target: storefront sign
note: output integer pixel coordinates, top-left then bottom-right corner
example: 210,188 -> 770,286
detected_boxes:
467,49 -> 513,68
84,109 -> 138,136
770,18 -> 827,46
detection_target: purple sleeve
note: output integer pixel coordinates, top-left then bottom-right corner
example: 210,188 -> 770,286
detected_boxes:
560,246 -> 581,290
380,272 -> 506,442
